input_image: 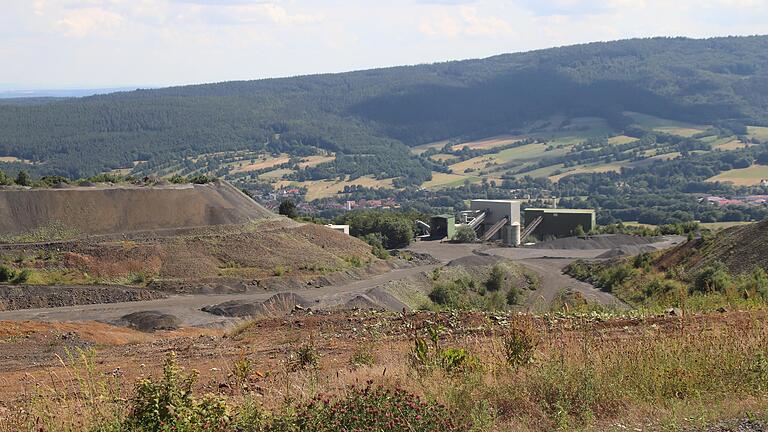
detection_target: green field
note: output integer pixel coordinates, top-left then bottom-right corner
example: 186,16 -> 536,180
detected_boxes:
707,164 -> 768,186
748,126 -> 768,141
624,111 -> 709,137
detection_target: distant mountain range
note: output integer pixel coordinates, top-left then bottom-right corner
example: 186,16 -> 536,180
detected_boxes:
0,36 -> 766,181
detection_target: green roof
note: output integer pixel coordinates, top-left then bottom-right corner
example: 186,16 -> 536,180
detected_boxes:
432,214 -> 455,219
524,208 -> 595,214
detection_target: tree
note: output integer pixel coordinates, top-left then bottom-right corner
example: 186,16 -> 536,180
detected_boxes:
574,225 -> 586,237
15,170 -> 30,186
0,170 -> 12,186
452,226 -> 476,243
278,200 -> 298,219
486,264 -> 507,292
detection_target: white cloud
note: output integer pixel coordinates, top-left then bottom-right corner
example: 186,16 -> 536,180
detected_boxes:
460,6 -> 512,36
55,7 -> 124,38
1,0 -> 767,88
419,5 -> 511,37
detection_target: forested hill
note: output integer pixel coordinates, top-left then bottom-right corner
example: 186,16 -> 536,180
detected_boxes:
1,36 -> 767,181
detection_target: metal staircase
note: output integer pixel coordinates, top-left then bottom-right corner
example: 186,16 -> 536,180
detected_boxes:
520,216 -> 543,242
480,217 -> 508,242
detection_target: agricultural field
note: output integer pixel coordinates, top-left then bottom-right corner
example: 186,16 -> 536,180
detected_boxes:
624,111 -> 710,137
548,162 -> 628,181
278,176 -> 395,200
450,134 -> 527,151
422,172 -> 480,189
230,154 -> 291,174
711,138 -> 749,151
707,164 -> 768,186
748,126 -> 768,141
0,156 -> 32,164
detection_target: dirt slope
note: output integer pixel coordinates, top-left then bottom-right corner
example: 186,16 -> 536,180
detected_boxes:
656,220 -> 767,276
0,180 -> 274,238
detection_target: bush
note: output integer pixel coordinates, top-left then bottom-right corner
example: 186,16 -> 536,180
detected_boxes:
429,281 -> 463,308
337,210 -> 415,249
693,261 -> 732,293
0,169 -> 12,186
452,226 -> 476,243
292,384 -> 464,432
361,232 -> 389,259
15,170 -> 31,186
291,344 -> 319,371
126,352 -> 231,431
0,265 -> 15,282
278,200 -> 298,219
485,264 -> 507,292
11,269 -> 31,284
503,326 -> 539,370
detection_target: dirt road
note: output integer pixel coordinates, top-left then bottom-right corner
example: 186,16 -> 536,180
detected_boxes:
0,263 -> 439,327
0,236 -> 683,325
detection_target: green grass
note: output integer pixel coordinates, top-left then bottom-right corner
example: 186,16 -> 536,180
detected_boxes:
748,126 -> 768,141
624,111 -> 709,137
707,164 -> 768,186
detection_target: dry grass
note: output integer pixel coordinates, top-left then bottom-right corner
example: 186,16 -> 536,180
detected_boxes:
4,311 -> 768,431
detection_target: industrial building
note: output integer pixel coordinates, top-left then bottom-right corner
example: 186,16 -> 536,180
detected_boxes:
428,214 -> 456,240
523,208 -> 596,239
459,199 -> 522,246
422,199 -> 595,246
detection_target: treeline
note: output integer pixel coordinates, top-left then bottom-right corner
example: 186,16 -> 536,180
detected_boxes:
0,36 -> 767,183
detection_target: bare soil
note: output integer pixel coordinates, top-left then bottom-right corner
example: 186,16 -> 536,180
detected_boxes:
0,181 -> 274,238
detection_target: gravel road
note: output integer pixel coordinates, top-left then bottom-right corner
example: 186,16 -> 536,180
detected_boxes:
0,235 -> 684,326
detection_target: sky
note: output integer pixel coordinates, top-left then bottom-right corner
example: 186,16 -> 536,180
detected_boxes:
1,0 -> 767,90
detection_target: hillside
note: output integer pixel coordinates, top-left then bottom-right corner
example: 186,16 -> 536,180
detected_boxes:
0,180 -> 274,239
657,220 -> 768,276
1,36 -> 767,184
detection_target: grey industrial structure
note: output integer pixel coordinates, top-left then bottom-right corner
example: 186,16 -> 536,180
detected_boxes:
424,199 -> 595,246
523,208 -> 596,239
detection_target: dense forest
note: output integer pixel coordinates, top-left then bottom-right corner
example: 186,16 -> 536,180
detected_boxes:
0,36 -> 767,183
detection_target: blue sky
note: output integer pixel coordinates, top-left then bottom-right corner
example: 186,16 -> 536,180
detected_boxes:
2,0 -> 767,89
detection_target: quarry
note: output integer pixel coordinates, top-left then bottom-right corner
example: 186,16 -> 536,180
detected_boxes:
0,180 -> 764,432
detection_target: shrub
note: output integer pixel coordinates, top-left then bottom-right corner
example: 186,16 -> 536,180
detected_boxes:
350,345 -> 376,368
278,200 -> 298,219
506,287 -> 522,305
693,261 -> 732,293
126,352 -> 231,431
485,264 -> 507,292
15,170 -> 31,186
452,226 -> 476,243
292,384 -> 464,432
188,174 -> 214,184
503,326 -> 539,370
0,169 -> 12,186
361,233 -> 390,259
429,281 -> 464,309
439,348 -> 479,372
291,343 -> 319,371
337,210 -> 415,249
0,265 -> 15,282
273,265 -> 287,276
11,269 -> 30,284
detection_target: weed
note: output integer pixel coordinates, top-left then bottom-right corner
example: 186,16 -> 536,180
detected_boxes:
350,344 -> 376,368
291,343 -> 319,371
273,265 -> 287,276
127,352 -> 231,431
503,325 -> 539,370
